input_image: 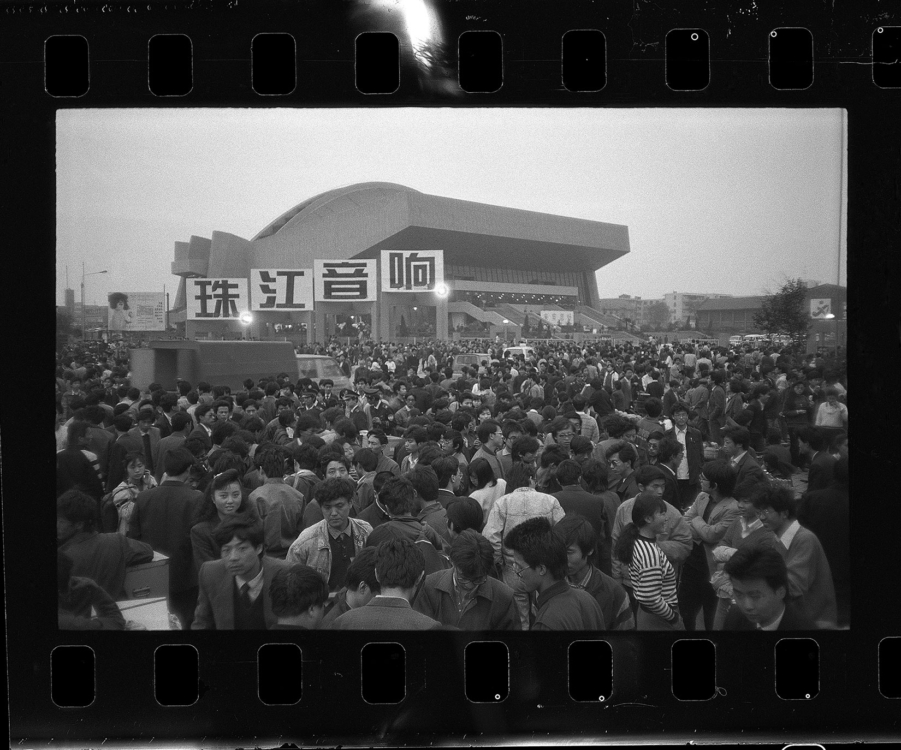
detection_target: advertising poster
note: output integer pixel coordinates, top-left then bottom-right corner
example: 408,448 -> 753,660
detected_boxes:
107,291 -> 166,331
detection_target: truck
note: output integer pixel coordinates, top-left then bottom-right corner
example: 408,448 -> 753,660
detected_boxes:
129,340 -> 308,391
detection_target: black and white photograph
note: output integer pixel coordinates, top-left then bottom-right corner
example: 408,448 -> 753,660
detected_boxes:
54,107 -> 848,634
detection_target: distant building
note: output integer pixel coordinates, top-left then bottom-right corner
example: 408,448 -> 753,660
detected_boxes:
695,284 -> 846,351
663,291 -> 733,325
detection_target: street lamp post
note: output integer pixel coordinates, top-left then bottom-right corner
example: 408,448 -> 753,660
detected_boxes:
503,318 -> 510,342
81,263 -> 108,340
824,313 -> 838,357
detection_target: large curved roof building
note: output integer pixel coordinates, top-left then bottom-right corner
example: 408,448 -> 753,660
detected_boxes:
171,182 -> 630,341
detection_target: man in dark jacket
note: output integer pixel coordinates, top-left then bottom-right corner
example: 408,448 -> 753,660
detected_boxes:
666,401 -> 705,510
127,447 -> 203,628
57,420 -> 105,502
796,456 -> 849,627
722,546 -> 816,630
414,530 -> 521,630
798,426 -> 837,493
552,460 -> 609,569
57,489 -> 154,600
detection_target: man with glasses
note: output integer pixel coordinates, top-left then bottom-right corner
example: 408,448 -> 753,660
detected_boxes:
503,517 -> 605,631
414,530 -> 521,630
471,419 -> 506,481
497,420 -> 523,478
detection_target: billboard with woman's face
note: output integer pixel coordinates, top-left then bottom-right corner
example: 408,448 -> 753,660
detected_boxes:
107,292 -> 165,331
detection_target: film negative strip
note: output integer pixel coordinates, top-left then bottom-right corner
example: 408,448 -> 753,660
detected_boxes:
4,0 -> 898,745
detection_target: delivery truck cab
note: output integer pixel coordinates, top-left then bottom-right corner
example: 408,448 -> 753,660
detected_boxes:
129,340 -> 342,391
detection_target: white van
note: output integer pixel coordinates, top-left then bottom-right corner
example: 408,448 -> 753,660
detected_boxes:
295,355 -> 352,390
503,345 -> 536,361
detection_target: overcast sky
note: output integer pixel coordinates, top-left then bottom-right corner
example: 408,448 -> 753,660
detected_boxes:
57,108 -> 846,307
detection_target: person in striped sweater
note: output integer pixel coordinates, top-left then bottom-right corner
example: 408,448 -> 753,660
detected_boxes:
614,492 -> 684,631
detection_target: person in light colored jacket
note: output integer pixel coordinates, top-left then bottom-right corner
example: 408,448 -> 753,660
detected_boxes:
286,477 -> 372,590
483,484 -> 565,629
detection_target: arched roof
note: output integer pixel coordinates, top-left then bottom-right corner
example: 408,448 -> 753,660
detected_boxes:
252,182 -> 420,241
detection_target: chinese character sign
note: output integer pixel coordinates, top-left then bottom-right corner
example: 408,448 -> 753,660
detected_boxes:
107,292 -> 166,331
187,278 -> 249,320
381,250 -> 444,292
314,260 -> 377,302
809,298 -> 832,319
250,269 -> 314,311
540,310 -> 573,326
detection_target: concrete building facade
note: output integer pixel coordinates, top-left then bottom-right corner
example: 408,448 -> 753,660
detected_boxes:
169,182 -> 631,342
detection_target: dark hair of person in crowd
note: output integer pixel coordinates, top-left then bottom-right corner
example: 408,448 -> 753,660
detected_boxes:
468,457 -> 498,491
475,419 -> 501,445
408,465 -> 440,503
375,475 -> 417,516
353,447 -> 379,474
57,489 -> 99,533
164,446 -> 196,477
580,459 -> 609,494
314,476 -> 357,506
288,443 -> 320,471
449,530 -> 495,579
269,564 -> 329,617
66,419 -> 90,448
553,513 -> 598,563
601,414 -> 635,439
750,482 -> 797,518
212,515 -> 265,549
431,455 -> 460,489
604,440 -> 638,468
632,463 -> 666,488
721,425 -> 751,451
797,425 -> 828,452
722,545 -> 789,595
416,442 -> 444,467
170,411 -> 192,433
502,516 -> 567,580
657,437 -> 685,464
446,497 -> 485,534
644,397 -> 663,418
210,450 -> 245,477
375,538 -> 426,589
555,459 -> 583,486
257,445 -> 290,478
569,435 -> 594,460
701,459 -> 737,497
765,427 -> 783,446
507,435 -> 541,491
344,546 -> 381,594
372,470 -> 395,500
613,491 -> 667,566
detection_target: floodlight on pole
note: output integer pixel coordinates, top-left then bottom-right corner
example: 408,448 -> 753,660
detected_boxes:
434,282 -> 449,298
81,263 -> 108,339
824,313 -> 838,355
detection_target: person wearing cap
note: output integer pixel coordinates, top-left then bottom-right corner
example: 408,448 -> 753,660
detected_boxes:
365,387 -> 393,433
297,390 -> 322,422
342,388 -> 371,433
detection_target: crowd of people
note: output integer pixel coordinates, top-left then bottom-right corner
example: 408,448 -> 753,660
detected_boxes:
56,334 -> 848,631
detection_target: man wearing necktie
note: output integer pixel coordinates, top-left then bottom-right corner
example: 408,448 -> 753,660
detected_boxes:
128,409 -> 161,476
